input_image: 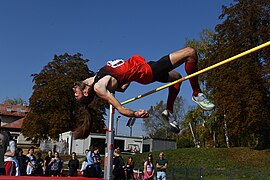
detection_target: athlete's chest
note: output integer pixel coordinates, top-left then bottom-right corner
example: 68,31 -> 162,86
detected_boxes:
95,75 -> 119,92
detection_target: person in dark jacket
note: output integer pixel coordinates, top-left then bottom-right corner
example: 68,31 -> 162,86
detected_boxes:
35,152 -> 44,176
44,150 -> 53,176
112,148 -> 125,180
16,148 -> 29,176
68,152 -> 79,176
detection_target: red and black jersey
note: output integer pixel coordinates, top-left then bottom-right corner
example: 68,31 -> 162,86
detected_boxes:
95,55 -> 153,88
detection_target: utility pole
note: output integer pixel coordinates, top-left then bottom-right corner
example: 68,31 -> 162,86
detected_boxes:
126,117 -> 136,137
189,122 -> 199,148
115,116 -> 121,136
224,114 -> 230,148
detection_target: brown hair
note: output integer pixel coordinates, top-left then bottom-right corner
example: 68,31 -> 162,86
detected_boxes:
28,146 -> 35,153
73,106 -> 94,139
72,81 -> 97,139
73,79 -> 107,139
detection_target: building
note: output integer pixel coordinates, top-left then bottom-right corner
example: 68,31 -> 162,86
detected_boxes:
60,131 -> 144,155
143,138 -> 177,152
0,103 -> 177,152
0,103 -> 31,144
60,131 -> 177,155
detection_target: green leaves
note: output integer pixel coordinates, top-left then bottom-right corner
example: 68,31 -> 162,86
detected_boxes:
22,53 -> 106,142
182,0 -> 270,148
205,0 -> 270,147
142,96 -> 185,139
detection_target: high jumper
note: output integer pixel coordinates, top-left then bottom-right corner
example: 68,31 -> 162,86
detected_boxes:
73,47 -> 215,138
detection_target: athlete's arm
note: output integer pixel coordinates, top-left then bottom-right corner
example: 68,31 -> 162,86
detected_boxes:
94,82 -> 148,118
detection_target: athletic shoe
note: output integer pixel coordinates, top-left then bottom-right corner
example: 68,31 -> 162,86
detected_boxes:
161,110 -> 180,134
192,93 -> 215,111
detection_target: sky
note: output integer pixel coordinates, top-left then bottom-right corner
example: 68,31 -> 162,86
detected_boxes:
0,0 -> 233,137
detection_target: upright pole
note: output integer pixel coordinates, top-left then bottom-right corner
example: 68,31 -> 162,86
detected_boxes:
104,104 -> 115,180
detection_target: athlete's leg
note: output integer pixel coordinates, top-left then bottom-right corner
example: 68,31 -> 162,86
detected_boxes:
148,58 -> 182,133
148,55 -> 183,113
169,47 -> 197,67
166,71 -> 182,113
169,47 -> 215,110
169,47 -> 201,96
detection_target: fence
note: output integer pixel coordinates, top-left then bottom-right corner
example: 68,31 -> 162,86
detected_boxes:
39,140 -> 68,154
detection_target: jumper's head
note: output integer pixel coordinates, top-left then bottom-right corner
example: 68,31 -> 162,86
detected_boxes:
73,81 -> 94,105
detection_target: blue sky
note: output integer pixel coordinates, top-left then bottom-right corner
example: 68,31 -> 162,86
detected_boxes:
0,0 -> 232,136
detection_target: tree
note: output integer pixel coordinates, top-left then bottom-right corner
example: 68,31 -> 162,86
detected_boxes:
3,98 -> 26,105
205,0 -> 270,147
142,96 -> 186,138
22,53 -> 107,142
183,30 -> 220,148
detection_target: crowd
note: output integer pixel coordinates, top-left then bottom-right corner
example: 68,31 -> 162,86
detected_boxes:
0,130 -> 102,177
112,148 -> 168,180
0,130 -> 169,179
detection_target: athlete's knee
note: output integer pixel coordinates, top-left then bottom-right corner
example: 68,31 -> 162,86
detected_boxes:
168,47 -> 198,67
168,71 -> 182,81
175,72 -> 182,79
185,47 -> 197,60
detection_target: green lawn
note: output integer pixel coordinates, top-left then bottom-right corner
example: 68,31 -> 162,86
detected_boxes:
59,147 -> 270,179
124,147 -> 270,179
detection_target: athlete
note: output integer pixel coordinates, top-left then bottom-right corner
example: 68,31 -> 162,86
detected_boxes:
73,47 -> 214,138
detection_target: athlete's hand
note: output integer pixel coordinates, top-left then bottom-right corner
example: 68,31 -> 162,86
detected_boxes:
134,109 -> 149,118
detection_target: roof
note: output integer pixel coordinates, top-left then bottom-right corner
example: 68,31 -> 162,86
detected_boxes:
1,117 -> 24,129
0,104 -> 30,117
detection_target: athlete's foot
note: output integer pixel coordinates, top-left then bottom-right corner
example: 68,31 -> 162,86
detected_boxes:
161,110 -> 180,134
192,93 -> 215,111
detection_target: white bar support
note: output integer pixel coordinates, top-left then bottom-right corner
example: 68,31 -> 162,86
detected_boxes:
104,104 -> 115,180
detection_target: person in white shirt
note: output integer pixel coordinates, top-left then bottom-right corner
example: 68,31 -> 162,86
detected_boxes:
26,146 -> 37,176
4,132 -> 19,176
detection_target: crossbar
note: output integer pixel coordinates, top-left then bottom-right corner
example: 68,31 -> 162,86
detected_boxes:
121,40 -> 270,105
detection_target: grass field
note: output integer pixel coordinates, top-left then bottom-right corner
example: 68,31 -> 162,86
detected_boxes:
125,147 -> 270,179
59,147 -> 270,179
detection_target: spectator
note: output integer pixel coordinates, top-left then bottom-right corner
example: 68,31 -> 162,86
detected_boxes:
16,148 -> 28,176
83,148 -> 95,177
26,146 -> 37,176
44,150 -> 53,176
126,156 -> 135,180
68,152 -> 79,176
49,151 -> 63,177
0,129 -> 9,175
156,152 -> 168,180
93,147 -> 102,178
80,149 -> 89,176
4,132 -> 19,176
36,151 -> 44,176
144,154 -> 155,180
112,148 -> 125,180
89,145 -> 94,154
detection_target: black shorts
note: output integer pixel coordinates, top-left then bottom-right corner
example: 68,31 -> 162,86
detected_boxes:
148,55 -> 174,83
